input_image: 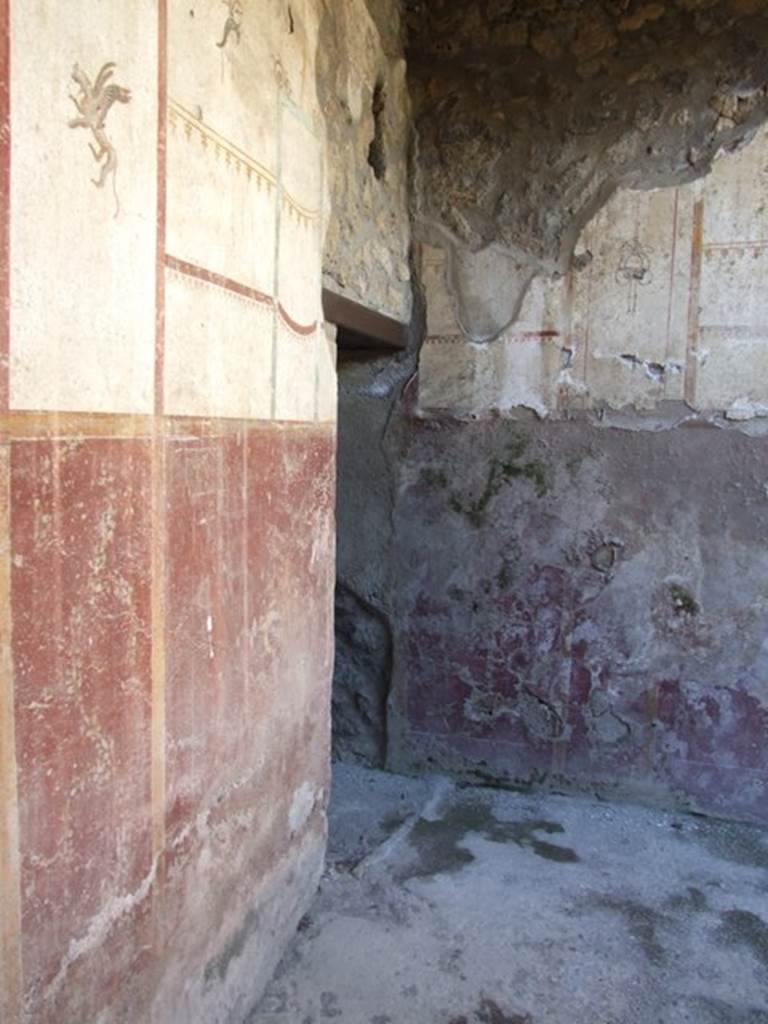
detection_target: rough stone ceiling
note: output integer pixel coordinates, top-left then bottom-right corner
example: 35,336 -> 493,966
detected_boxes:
405,0 -> 768,341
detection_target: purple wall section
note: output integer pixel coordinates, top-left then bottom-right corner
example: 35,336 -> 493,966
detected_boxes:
390,414 -> 768,823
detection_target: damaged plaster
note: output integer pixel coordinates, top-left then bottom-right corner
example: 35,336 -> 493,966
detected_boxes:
318,0 -> 412,322
406,0 -> 768,341
387,416 -> 768,821
419,122 -> 768,423
330,1 -> 768,822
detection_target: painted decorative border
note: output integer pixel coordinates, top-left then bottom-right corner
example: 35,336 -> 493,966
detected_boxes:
424,331 -> 560,345
165,254 -> 318,337
277,304 -> 317,337
168,99 -> 319,226
0,0 -> 9,413
703,240 -> 768,256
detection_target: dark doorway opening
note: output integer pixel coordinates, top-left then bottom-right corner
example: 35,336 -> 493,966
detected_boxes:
323,290 -> 406,768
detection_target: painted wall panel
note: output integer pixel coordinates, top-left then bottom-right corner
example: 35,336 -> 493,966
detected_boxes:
277,105 -> 322,332
11,438 -> 153,1020
9,1 -> 157,414
391,417 -> 768,823
317,325 -> 338,424
165,430 -> 248,839
420,125 -> 768,420
167,0 -> 278,181
2,0 -> 335,1020
245,426 -> 335,724
164,266 -> 274,419
154,423 -> 334,1020
274,320 -> 318,422
166,99 -> 277,297
574,187 -> 693,410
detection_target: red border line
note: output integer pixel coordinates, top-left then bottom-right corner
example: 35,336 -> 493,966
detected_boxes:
165,254 -> 273,306
425,330 -> 560,345
663,189 -> 680,367
155,0 -> 168,417
163,258 -> 317,337
703,239 -> 768,251
165,254 -> 319,337
0,0 -> 10,413
277,302 -> 317,337
684,200 -> 704,408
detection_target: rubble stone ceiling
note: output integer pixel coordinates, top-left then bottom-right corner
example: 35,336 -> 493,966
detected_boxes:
405,0 -> 768,341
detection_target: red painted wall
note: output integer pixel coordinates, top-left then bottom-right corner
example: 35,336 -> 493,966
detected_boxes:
2,419 -> 333,1019
2,422 -> 334,1022
0,2 -> 336,1019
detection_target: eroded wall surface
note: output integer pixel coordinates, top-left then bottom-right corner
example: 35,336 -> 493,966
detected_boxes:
0,2 -> 335,1021
420,125 -> 768,422
391,418 -> 768,821
318,0 -> 412,322
387,129 -> 768,822
406,0 -> 768,342
319,0 -> 414,766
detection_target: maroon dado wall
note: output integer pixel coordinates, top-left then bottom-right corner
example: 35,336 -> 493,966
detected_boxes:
390,414 -> 768,823
4,421 -> 334,1023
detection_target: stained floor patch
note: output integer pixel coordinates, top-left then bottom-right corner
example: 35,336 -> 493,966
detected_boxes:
715,909 -> 768,969
578,896 -> 669,966
683,996 -> 768,1024
401,800 -> 579,881
252,765 -> 768,1024
675,819 -> 768,870
664,886 -> 709,914
448,997 -> 533,1024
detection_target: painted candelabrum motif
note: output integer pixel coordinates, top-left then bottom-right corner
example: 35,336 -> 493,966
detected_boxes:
217,0 -> 244,48
67,62 -> 132,217
615,238 -> 654,315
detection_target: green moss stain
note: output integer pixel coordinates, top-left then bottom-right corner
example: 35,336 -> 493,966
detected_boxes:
448,435 -> 548,527
496,547 -> 521,590
674,817 -> 768,870
496,563 -> 514,590
669,584 -> 699,616
420,466 -> 449,488
450,999 -> 533,1024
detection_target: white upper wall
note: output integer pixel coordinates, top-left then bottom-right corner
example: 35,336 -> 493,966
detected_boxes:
8,0 -> 335,424
420,125 -> 768,423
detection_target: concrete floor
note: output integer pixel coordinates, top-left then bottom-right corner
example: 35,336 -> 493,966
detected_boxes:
250,765 -> 768,1024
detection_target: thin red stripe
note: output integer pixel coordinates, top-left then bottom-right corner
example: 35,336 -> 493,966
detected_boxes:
0,0 -> 10,412
277,302 -> 317,337
155,0 -> 168,417
165,254 -> 273,306
165,254 -> 319,338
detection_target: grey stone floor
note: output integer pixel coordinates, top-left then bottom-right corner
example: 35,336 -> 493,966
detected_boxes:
251,764 -> 768,1024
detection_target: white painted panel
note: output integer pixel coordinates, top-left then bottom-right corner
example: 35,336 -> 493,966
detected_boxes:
316,325 -> 338,424
418,339 -> 484,416
166,101 -> 277,296
422,246 -> 459,337
164,269 -> 273,419
277,105 -> 322,331
167,0 -> 277,179
9,0 -> 158,413
576,187 -> 692,409
274,319 -> 317,423
419,127 -> 768,419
